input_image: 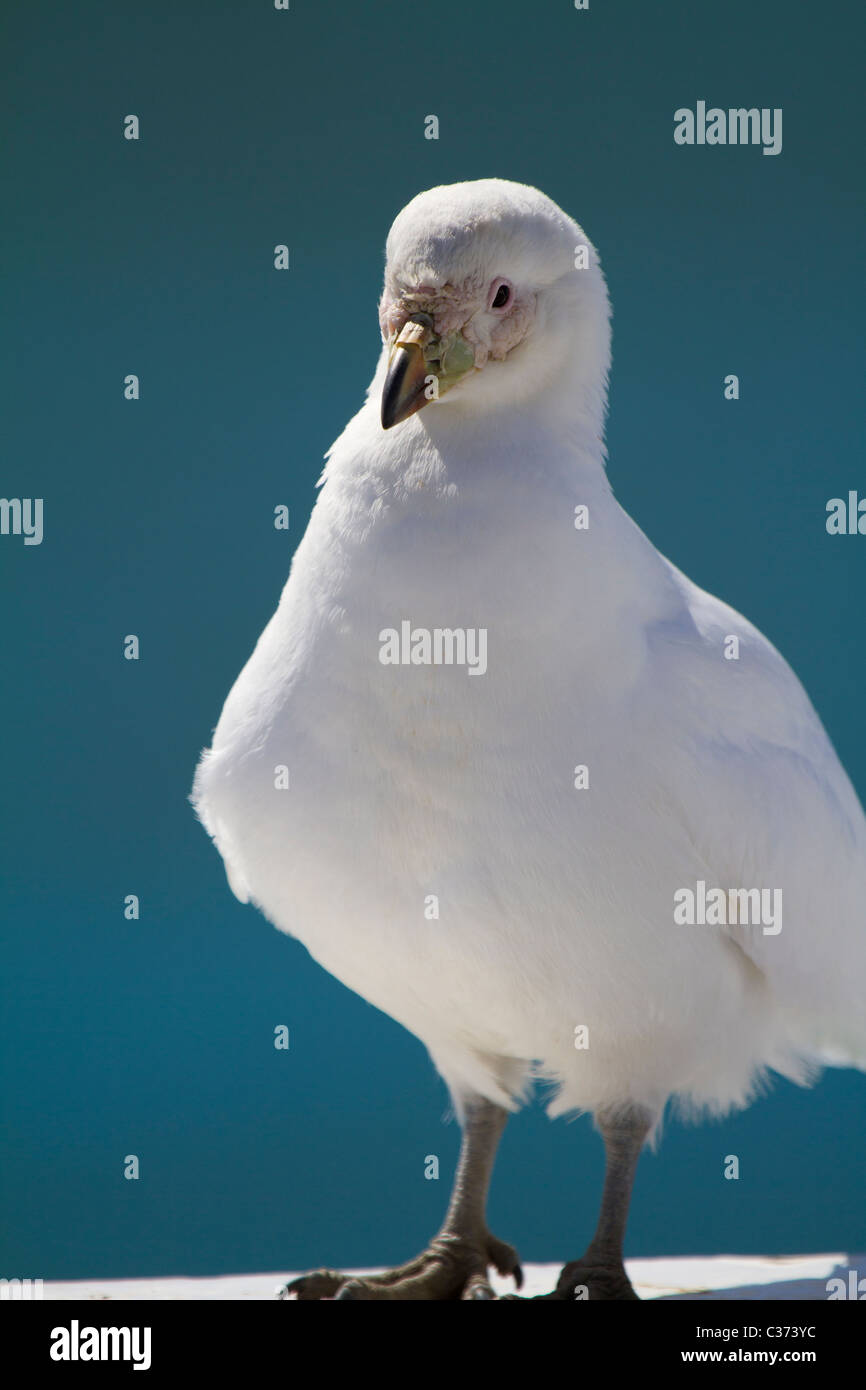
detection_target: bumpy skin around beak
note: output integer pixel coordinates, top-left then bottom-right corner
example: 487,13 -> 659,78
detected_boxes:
381,313 -> 477,430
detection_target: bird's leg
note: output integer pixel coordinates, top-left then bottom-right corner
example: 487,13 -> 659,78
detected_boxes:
550,1103 -> 654,1300
282,1095 -> 522,1300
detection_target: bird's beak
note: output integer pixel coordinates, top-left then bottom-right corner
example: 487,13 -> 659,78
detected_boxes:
381,313 -> 476,430
381,317 -> 433,430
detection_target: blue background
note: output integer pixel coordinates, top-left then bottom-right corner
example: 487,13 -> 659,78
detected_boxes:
3,0 -> 864,1280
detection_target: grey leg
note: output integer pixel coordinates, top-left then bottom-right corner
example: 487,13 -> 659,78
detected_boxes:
441,1095 -> 509,1244
554,1104 -> 654,1300
283,1095 -> 522,1301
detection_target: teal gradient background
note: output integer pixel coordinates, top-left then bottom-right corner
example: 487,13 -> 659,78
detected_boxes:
3,0 -> 864,1279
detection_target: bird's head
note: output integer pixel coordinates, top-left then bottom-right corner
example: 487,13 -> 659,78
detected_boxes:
378,179 -> 611,433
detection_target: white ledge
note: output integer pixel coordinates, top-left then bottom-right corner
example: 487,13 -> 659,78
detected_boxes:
37,1253 -> 863,1301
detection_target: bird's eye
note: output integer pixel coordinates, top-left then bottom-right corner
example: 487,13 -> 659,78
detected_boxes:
489,280 -> 512,310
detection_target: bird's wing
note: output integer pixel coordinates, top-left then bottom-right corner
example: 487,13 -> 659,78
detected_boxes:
646,558 -> 866,1062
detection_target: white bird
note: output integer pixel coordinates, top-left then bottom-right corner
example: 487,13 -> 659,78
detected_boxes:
193,179 -> 866,1300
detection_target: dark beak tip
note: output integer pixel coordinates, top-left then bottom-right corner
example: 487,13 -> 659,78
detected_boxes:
381,394 -> 425,431
381,343 -> 429,431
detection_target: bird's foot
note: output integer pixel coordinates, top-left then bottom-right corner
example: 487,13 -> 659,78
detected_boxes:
503,1256 -> 638,1301
280,1229 -> 523,1301
555,1257 -> 639,1300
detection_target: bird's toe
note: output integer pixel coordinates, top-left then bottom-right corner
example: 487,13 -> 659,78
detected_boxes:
486,1233 -> 523,1288
462,1274 -> 497,1299
332,1278 -> 374,1301
278,1269 -> 349,1300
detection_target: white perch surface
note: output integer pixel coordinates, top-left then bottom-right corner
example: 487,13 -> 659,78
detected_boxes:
40,1253 -> 863,1301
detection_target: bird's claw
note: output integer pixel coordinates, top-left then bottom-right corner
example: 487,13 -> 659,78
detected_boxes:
278,1269 -> 347,1301
279,1231 -> 522,1300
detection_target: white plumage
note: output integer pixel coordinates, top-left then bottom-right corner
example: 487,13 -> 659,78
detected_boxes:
194,179 -> 865,1194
